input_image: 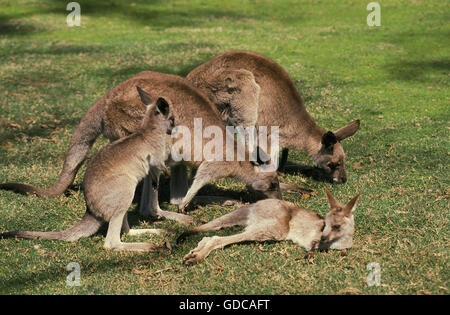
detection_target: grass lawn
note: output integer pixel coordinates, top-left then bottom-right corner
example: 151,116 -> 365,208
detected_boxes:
0,0 -> 448,294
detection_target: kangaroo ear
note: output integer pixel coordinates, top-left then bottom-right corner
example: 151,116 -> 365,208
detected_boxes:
324,187 -> 340,209
136,86 -> 153,106
344,192 -> 361,216
155,98 -> 170,117
334,119 -> 360,141
321,131 -> 338,149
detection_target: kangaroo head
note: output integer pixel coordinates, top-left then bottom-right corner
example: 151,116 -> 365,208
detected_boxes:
320,187 -> 360,249
137,86 -> 175,134
250,146 -> 282,199
313,120 -> 360,184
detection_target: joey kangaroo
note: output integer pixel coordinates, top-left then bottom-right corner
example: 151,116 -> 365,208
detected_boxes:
0,71 -> 281,220
179,188 -> 360,265
187,50 -> 361,184
0,87 -> 189,250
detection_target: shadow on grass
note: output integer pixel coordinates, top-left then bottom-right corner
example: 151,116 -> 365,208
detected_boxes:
0,249 -> 169,294
0,15 -> 42,36
3,0 -> 305,38
281,164 -> 333,183
65,0 -> 250,28
384,59 -> 450,82
1,0 -> 262,37
382,28 -> 450,83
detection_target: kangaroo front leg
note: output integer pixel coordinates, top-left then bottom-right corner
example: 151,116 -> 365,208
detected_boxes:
304,240 -> 319,261
178,162 -> 222,213
183,232 -> 254,265
170,163 -> 188,205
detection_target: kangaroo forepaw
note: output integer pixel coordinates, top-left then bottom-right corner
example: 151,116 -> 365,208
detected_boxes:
304,251 -> 315,262
178,204 -> 189,214
183,251 -> 201,266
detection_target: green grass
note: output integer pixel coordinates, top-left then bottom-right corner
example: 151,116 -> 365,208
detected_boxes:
0,0 -> 448,294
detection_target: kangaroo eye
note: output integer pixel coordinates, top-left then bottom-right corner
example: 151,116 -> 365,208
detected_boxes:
332,225 -> 341,231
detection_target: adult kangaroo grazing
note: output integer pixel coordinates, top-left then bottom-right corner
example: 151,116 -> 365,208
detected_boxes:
187,50 -> 360,184
0,87 -> 188,250
0,71 -> 281,219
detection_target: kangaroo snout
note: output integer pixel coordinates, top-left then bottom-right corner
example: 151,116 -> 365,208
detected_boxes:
333,176 -> 347,184
320,235 -> 329,243
332,167 -> 347,184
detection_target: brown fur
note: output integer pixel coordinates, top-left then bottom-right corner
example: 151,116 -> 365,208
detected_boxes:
188,68 -> 260,127
187,51 -> 360,183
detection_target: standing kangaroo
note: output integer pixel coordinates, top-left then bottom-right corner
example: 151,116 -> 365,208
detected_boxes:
179,188 -> 360,265
0,71 -> 281,219
187,50 -> 361,183
0,87 -> 186,250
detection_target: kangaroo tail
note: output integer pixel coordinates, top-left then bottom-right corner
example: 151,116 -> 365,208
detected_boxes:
0,211 -> 102,242
0,100 -> 104,197
176,204 -> 251,243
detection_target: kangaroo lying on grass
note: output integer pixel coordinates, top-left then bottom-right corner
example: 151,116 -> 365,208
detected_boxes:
187,50 -> 361,183
0,71 -> 281,221
0,87 -> 185,251
179,188 -> 360,265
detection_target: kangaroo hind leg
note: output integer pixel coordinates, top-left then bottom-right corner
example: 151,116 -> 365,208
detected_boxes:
177,204 -> 251,243
182,230 -> 257,265
104,212 -> 163,252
